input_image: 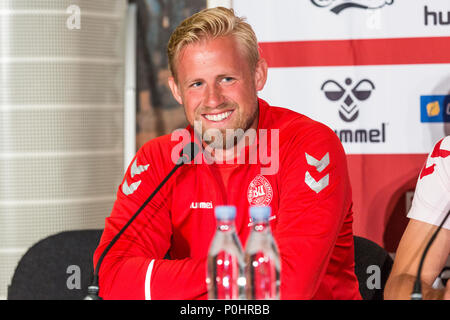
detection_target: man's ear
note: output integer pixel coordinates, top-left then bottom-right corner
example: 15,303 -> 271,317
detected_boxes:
168,76 -> 183,105
254,58 -> 268,92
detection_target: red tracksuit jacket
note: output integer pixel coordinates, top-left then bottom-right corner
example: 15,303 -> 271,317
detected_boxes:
93,98 -> 361,300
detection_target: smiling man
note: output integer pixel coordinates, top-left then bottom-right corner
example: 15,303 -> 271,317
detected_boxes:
93,7 -> 361,300
167,29 -> 265,151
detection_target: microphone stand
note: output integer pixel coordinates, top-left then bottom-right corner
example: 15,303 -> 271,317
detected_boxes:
85,143 -> 198,300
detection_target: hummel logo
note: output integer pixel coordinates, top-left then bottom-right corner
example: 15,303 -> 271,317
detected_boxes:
419,164 -> 435,180
122,180 -> 142,196
321,78 -> 375,122
122,159 -> 149,196
131,159 -> 149,178
190,201 -> 213,209
305,152 -> 330,172
419,138 -> 450,180
305,152 -> 330,193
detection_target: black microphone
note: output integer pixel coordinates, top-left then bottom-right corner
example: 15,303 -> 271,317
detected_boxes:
411,209 -> 450,300
84,142 -> 200,300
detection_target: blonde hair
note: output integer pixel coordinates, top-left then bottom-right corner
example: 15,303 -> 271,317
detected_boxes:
167,7 -> 260,79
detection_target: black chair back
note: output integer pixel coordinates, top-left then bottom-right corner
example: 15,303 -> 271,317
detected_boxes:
8,229 -> 103,300
354,235 -> 393,300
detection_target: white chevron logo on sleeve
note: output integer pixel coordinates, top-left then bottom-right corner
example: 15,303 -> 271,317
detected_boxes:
305,152 -> 330,193
122,179 -> 142,196
305,152 -> 329,172
305,171 -> 329,193
131,159 -> 150,178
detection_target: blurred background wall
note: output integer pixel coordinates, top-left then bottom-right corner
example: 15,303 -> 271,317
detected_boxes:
0,0 -> 127,300
133,0 -> 205,148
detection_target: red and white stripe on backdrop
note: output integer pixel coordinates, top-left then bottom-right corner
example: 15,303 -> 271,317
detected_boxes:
233,0 -> 450,252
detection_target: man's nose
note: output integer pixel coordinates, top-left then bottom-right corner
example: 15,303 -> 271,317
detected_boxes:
204,84 -> 224,108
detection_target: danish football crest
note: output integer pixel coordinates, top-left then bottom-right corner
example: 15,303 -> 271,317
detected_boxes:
247,175 -> 273,206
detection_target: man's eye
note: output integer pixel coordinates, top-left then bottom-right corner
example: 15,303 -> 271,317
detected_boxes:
190,82 -> 202,88
221,77 -> 235,83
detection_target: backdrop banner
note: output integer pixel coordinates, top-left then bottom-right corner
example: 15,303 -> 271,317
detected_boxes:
233,0 -> 450,252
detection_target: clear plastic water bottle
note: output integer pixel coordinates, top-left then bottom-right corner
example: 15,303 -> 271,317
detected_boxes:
245,206 -> 281,299
206,206 -> 245,299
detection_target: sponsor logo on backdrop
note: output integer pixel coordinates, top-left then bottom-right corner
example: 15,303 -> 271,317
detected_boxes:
321,77 -> 387,144
311,0 -> 394,14
321,77 -> 375,122
424,6 -> 450,26
420,95 -> 450,122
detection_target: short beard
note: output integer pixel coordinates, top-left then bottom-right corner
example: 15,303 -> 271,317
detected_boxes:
203,128 -> 241,150
201,107 -> 258,150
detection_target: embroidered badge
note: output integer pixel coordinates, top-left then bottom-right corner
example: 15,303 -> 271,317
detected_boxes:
247,174 -> 273,206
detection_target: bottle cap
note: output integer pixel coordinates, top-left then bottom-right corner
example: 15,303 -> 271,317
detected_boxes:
215,205 -> 236,221
250,206 -> 271,221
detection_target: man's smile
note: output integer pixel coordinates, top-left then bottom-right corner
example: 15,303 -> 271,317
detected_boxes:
202,110 -> 234,123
